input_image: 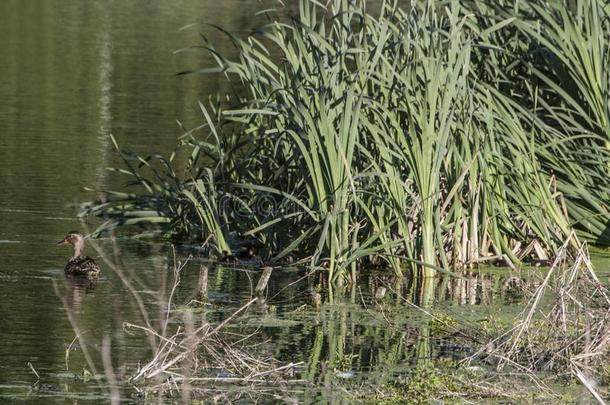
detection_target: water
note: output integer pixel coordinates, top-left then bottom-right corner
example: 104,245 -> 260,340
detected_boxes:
2,1 -> 610,403
0,1 -> 272,402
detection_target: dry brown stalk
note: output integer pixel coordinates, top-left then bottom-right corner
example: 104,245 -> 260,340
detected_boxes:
471,232 -> 610,403
124,256 -> 303,399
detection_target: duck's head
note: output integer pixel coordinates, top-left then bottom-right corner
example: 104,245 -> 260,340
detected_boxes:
57,231 -> 85,246
58,231 -> 87,259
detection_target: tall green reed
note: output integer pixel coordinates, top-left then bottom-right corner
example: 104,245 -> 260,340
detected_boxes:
83,0 -> 610,277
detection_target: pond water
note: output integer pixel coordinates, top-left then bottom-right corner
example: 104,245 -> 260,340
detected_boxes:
2,1 -> 610,403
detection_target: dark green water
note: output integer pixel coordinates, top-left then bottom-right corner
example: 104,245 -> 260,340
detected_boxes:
0,1 -> 269,402
2,1 -> 610,403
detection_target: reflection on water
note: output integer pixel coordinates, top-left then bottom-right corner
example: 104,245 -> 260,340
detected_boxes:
11,238 -> 552,403
62,274 -> 99,311
1,226 -> 548,403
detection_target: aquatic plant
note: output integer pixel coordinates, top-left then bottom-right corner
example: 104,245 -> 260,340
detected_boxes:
83,0 -> 610,277
81,134 -> 231,254
465,0 -> 610,246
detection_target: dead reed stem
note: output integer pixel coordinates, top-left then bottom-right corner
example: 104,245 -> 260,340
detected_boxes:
470,233 -> 610,403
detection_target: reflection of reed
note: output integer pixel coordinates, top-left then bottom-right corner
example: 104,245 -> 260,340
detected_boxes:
434,271 -> 537,305
299,267 -> 543,398
443,272 -> 487,305
301,291 -> 420,394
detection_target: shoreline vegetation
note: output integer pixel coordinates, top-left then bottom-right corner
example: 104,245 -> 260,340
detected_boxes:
73,1 -> 610,401
59,233 -> 609,403
82,0 -> 609,279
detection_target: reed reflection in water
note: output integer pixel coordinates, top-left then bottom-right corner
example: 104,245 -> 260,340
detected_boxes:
50,235 -> 538,402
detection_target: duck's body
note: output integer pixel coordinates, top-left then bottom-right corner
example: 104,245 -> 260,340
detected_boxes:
65,255 -> 101,276
58,231 -> 101,277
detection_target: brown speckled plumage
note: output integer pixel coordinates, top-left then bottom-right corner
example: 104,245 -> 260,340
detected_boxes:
65,256 -> 101,276
58,231 -> 101,276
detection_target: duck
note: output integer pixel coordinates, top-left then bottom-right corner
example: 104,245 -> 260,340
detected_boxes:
57,231 -> 101,276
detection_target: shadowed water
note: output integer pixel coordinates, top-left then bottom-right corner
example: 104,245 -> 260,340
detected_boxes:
2,1 -> 610,403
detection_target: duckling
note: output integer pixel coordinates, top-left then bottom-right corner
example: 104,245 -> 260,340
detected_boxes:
57,231 -> 101,276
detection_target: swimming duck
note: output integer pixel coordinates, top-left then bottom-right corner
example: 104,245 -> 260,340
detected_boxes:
57,231 -> 101,276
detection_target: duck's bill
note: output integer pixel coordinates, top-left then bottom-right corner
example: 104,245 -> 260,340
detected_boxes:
57,237 -> 68,245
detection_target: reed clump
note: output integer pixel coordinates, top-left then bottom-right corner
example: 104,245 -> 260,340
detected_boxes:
82,0 -> 610,277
